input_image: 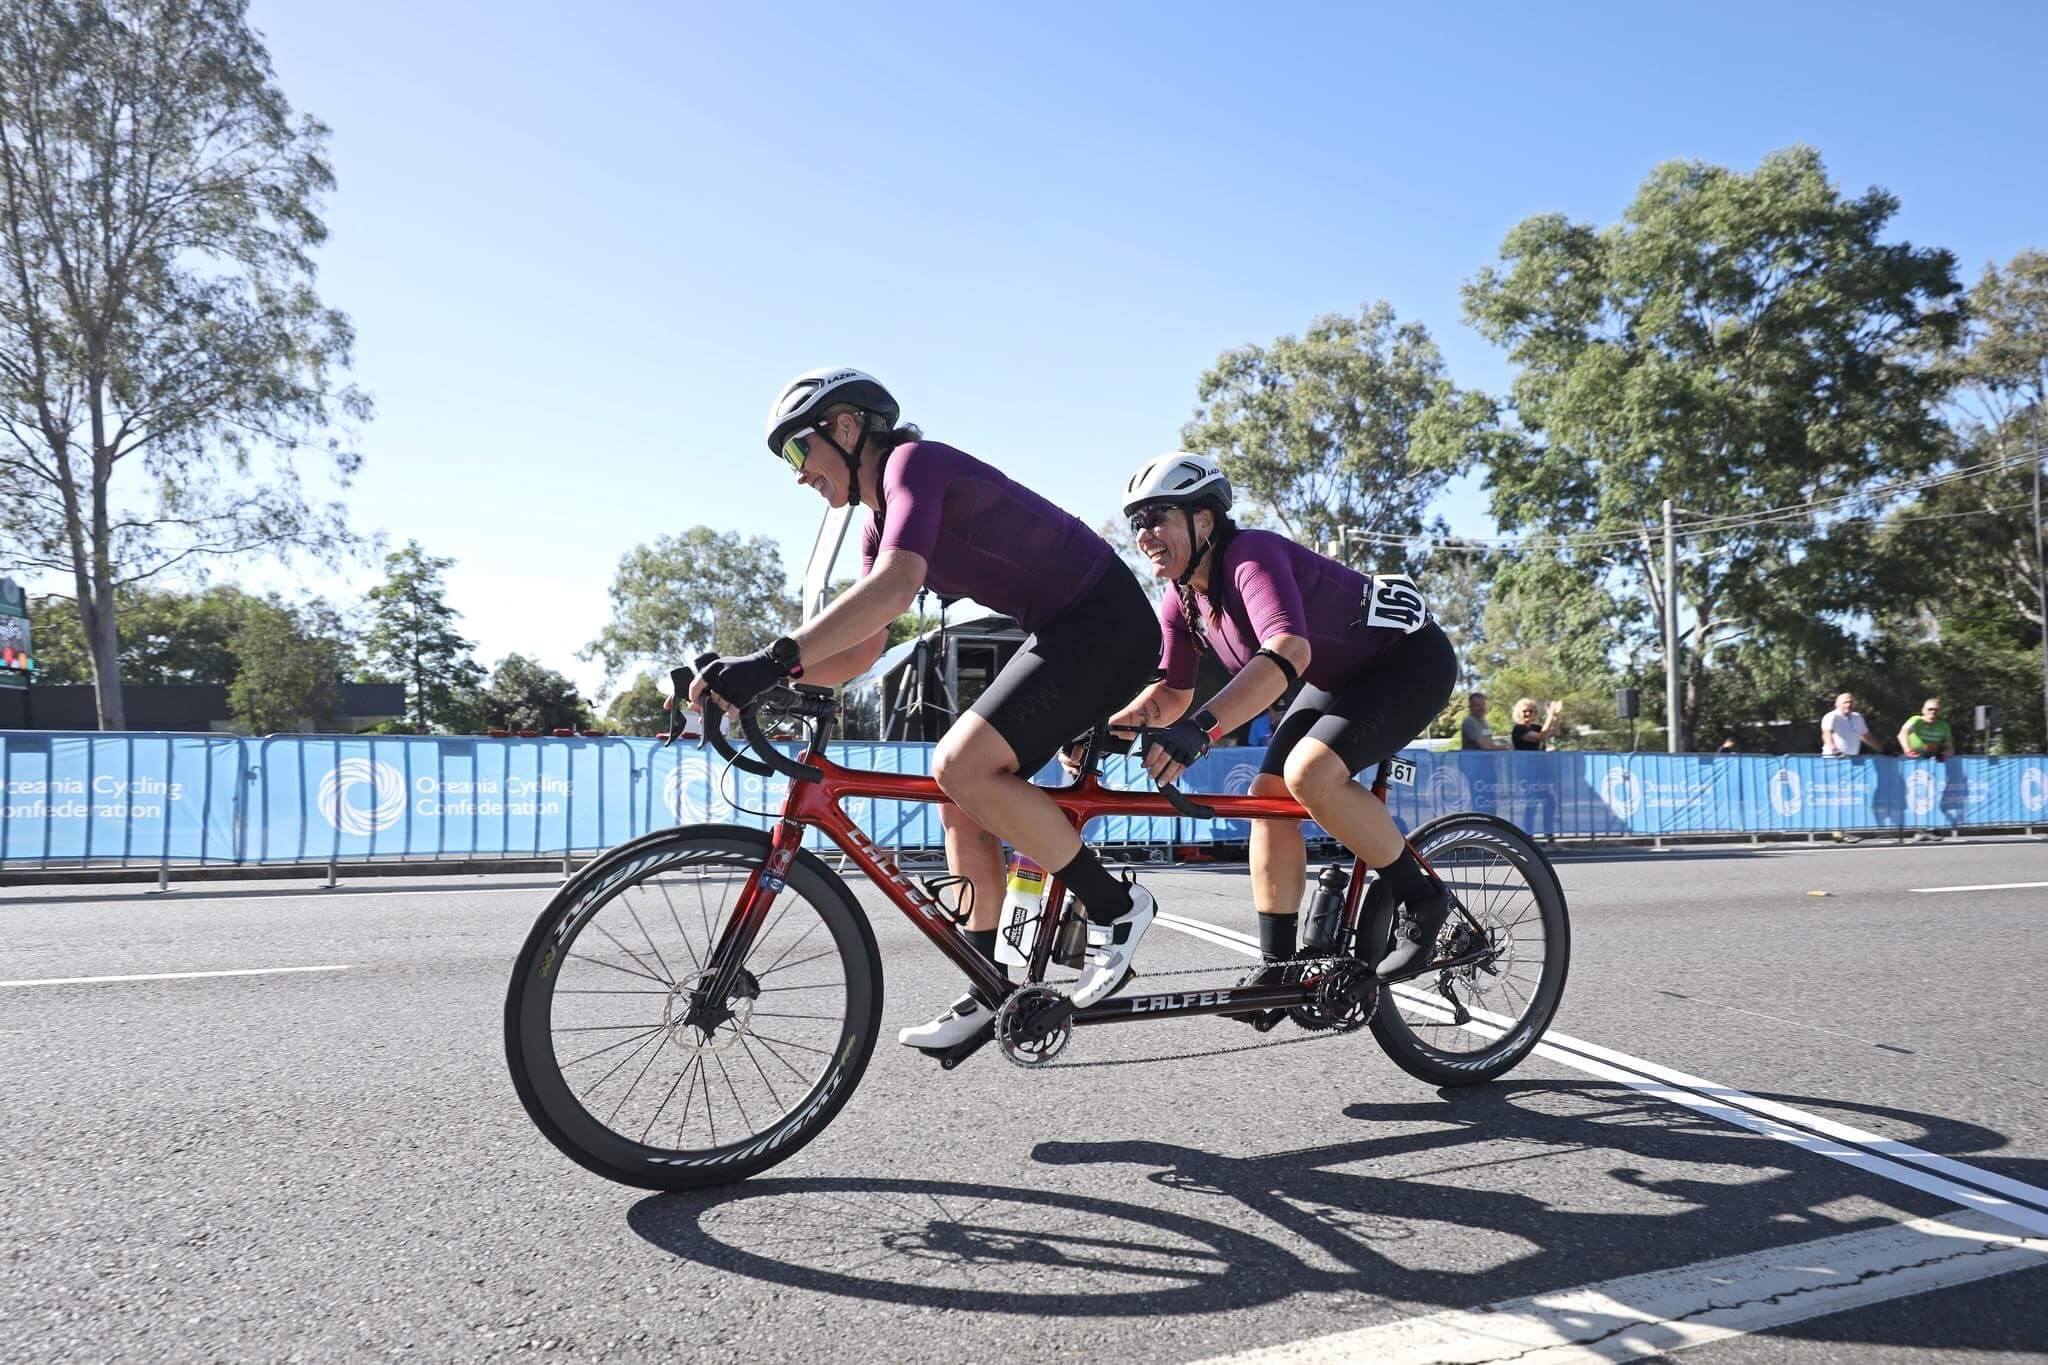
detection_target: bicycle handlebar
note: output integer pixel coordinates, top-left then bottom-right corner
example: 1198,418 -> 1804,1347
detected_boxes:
685,657 -> 1219,816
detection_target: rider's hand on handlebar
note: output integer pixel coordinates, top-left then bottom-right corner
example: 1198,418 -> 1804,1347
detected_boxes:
695,648 -> 787,716
1143,717 -> 1211,786
686,670 -> 737,720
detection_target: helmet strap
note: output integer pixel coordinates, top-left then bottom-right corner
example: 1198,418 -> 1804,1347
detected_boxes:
817,414 -> 871,508
1174,506 -> 1213,588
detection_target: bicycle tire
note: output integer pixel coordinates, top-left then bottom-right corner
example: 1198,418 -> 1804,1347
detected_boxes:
505,823 -> 883,1190
1368,813 -> 1570,1087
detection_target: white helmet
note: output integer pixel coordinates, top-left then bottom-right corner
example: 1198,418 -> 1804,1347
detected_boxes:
764,367 -> 901,459
1121,452 -> 1232,517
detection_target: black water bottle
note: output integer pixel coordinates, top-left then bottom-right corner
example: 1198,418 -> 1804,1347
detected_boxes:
1301,865 -> 1350,952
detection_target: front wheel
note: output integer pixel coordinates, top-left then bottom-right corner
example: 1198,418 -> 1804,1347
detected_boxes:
505,824 -> 883,1190
1369,813 -> 1570,1087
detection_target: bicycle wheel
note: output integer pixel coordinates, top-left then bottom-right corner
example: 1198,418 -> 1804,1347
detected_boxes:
505,824 -> 883,1190
1369,813 -> 1569,1086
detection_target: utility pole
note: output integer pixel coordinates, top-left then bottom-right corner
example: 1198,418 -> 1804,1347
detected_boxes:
1664,499 -> 1682,753
2035,409 -> 2046,750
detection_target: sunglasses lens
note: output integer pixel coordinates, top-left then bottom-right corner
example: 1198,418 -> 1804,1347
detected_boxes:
780,432 -> 811,471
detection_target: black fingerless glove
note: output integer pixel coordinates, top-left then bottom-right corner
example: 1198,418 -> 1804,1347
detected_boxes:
698,648 -> 787,710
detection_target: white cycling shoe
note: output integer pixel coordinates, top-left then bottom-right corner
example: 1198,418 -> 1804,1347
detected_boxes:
1069,885 -> 1156,1008
897,993 -> 992,1051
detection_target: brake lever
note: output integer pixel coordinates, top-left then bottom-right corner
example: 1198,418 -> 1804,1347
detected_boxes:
662,665 -> 694,749
1130,725 -> 1219,820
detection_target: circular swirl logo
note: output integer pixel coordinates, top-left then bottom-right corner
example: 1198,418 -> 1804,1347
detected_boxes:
1905,769 -> 1938,816
316,758 -> 406,836
1223,763 -> 1261,796
2022,768 -> 2048,814
1768,768 -> 1803,818
663,757 -> 714,823
1425,762 -> 1471,815
1600,766 -> 1642,820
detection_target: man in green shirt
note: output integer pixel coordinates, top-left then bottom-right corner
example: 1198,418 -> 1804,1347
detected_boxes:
1899,697 -> 1954,760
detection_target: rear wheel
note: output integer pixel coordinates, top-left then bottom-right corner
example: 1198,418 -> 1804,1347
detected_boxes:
1368,813 -> 1569,1086
505,824 -> 882,1189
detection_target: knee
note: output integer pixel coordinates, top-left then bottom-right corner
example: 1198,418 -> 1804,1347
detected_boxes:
931,734 -> 1000,798
1283,751 -> 1348,805
1249,772 -> 1290,799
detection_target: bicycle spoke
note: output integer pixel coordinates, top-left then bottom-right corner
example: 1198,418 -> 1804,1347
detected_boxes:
624,902 -> 674,984
560,1023 -> 666,1071
652,876 -> 704,972
567,950 -> 668,987
738,1032 -> 787,1111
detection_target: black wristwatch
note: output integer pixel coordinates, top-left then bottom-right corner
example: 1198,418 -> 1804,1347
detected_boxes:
1192,708 -> 1222,744
767,635 -> 803,678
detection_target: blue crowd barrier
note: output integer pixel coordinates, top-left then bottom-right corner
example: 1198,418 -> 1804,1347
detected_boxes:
3,730 -> 2046,866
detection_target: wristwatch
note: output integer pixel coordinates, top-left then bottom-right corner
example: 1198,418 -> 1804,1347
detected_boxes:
1193,708 -> 1223,745
767,635 -> 803,678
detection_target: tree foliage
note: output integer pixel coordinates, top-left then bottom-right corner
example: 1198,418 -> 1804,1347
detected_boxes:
1182,301 -> 1496,572
226,594 -> 344,733
583,528 -> 796,683
484,653 -> 589,733
602,672 -> 668,737
0,0 -> 369,729
1463,146 -> 1963,745
362,541 -> 483,733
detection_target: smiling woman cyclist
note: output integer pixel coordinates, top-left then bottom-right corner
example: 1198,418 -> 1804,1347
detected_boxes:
691,368 -> 1163,1045
1108,453 -> 1460,982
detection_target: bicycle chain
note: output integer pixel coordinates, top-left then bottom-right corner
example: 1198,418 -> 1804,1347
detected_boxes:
1006,955 -> 1359,1068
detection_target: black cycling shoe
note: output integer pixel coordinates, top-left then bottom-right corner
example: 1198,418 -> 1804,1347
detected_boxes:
1375,884 -> 1451,980
1225,958 -> 1293,1031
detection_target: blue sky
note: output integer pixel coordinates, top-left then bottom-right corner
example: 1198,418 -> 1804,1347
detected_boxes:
187,0 -> 2048,698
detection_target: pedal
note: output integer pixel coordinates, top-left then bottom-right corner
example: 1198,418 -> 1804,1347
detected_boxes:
935,1014 -> 997,1070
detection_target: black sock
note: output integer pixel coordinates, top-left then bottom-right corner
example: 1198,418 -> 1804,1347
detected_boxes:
965,926 -> 999,963
1258,912 -> 1298,961
1377,848 -> 1434,903
1054,847 -> 1133,924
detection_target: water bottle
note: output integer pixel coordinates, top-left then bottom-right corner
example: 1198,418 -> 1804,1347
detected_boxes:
1301,864 -> 1351,952
994,854 -> 1047,967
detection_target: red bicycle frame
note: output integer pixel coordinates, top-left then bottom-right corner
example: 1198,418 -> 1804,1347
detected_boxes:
700,727 -> 1405,1024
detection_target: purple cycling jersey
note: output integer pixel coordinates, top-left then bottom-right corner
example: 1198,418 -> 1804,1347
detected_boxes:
1158,529 -> 1430,691
859,441 -> 1113,632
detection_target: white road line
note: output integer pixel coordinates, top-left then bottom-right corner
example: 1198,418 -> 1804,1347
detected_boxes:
1910,881 -> 2048,893
1192,1209 -> 2048,1365
1151,913 -> 2048,1236
0,964 -> 352,988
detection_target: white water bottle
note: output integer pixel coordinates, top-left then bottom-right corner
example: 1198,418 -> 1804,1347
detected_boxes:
993,854 -> 1047,967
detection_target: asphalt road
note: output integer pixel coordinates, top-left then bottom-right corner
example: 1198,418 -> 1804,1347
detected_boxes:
3,836 -> 2046,1362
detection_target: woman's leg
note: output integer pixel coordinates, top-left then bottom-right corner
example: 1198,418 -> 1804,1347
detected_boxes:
932,714 -> 1085,872
1248,771 -> 1306,956
1282,739 -> 1403,864
938,802 -> 1006,934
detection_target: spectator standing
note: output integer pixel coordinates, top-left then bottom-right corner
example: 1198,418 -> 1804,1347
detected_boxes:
1717,735 -> 1740,754
1820,692 -> 1871,756
1819,692 -> 1871,844
1511,698 -> 1564,751
1899,698 -> 1953,759
1899,697 -> 1955,843
1461,692 -> 1507,750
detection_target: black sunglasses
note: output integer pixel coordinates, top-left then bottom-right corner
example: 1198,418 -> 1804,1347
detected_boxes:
1128,505 -> 1183,536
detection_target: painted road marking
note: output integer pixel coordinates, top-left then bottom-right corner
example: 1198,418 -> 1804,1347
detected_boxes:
1192,1209 -> 2048,1365
1154,913 -> 2048,1236
1909,880 -> 2048,894
0,964 -> 353,988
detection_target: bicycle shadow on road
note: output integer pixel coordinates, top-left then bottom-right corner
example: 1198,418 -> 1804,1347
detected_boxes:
625,1079 -> 2047,1343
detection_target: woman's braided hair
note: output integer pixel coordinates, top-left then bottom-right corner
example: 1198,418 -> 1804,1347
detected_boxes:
1173,498 -> 1238,656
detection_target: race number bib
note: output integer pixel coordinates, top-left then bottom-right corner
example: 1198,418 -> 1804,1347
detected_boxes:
1358,574 -> 1428,633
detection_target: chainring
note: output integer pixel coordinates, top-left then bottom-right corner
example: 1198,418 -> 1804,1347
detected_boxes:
994,984 -> 1074,1069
